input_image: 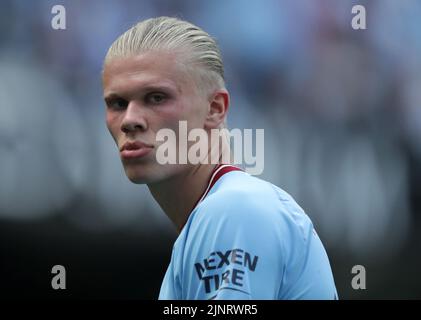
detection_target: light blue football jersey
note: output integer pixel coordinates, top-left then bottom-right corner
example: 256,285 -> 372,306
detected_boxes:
159,165 -> 338,300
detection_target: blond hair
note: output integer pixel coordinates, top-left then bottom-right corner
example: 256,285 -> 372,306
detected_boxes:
104,16 -> 225,93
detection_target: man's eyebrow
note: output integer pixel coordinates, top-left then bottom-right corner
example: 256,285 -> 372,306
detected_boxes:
104,84 -> 179,100
139,84 -> 179,93
103,93 -> 122,101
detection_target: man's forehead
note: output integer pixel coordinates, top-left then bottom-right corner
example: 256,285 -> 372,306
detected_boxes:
104,74 -> 180,97
103,51 -> 190,94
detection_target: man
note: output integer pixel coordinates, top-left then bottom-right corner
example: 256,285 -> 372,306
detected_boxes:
102,16 -> 337,299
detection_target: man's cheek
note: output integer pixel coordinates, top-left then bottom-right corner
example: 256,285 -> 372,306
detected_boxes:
106,124 -> 120,146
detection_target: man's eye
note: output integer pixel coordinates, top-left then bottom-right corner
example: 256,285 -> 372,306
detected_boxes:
107,98 -> 128,110
146,93 -> 167,104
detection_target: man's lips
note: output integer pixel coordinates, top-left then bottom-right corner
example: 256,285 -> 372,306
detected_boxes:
120,141 -> 153,159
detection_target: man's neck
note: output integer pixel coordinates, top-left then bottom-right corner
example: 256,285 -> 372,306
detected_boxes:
147,163 -> 218,233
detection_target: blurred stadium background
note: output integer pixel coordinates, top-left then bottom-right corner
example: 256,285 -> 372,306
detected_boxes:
0,0 -> 420,299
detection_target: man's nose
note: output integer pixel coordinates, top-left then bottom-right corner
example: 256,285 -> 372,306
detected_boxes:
121,101 -> 148,133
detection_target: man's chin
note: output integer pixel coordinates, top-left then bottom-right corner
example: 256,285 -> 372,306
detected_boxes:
125,175 -> 147,184
123,163 -> 154,184
123,162 -> 187,185
124,170 -> 157,184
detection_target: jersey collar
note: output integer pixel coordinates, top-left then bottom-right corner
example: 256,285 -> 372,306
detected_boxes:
180,164 -> 243,232
196,164 -> 243,206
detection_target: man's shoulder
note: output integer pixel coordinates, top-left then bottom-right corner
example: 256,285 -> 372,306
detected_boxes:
193,171 -> 308,230
200,171 -> 277,211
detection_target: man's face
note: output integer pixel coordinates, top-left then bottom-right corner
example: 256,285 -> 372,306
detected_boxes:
103,50 -> 209,184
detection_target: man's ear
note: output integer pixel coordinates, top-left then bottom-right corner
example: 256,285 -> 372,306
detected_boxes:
204,89 -> 229,129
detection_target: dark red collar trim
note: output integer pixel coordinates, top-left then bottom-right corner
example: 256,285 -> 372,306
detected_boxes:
179,164 -> 243,232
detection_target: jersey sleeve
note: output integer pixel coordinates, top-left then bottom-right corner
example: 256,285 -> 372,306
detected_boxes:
180,191 -> 285,300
